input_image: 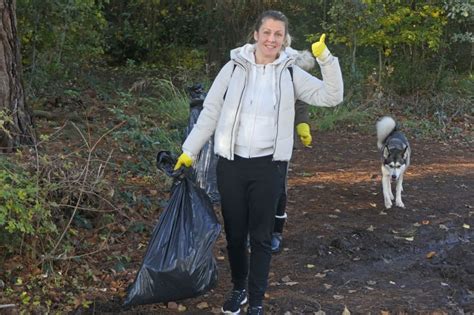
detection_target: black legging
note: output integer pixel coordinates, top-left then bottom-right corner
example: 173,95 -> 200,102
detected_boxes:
274,165 -> 289,233
217,155 -> 287,306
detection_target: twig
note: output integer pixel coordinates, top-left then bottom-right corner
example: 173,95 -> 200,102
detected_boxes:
77,188 -> 132,220
46,121 -> 125,259
0,304 -> 16,309
50,203 -> 115,213
51,237 -> 109,261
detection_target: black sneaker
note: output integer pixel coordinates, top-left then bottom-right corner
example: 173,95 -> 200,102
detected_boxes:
247,306 -> 264,315
271,232 -> 283,253
221,289 -> 247,314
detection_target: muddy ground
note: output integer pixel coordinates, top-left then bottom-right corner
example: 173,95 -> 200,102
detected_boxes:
85,131 -> 474,315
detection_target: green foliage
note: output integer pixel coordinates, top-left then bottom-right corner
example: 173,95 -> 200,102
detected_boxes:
17,0 -> 107,95
443,0 -> 474,72
103,0 -> 208,64
309,104 -> 370,132
0,110 -> 14,139
0,158 -> 56,253
110,79 -> 189,176
324,1 -> 449,94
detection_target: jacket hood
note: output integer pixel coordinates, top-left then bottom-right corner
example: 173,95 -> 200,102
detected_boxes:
230,44 -> 315,71
285,47 -> 315,71
230,43 -> 291,66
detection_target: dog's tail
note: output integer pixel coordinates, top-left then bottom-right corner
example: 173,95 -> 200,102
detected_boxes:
285,47 -> 315,71
376,116 -> 397,149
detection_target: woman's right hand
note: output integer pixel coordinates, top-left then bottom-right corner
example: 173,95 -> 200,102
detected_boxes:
174,153 -> 193,170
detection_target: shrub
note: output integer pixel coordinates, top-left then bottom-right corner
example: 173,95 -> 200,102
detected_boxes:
0,158 -> 56,255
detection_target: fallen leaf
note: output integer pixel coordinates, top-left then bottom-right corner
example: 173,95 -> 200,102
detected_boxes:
177,304 -> 187,312
463,224 -> 470,229
342,306 -> 351,315
196,302 -> 208,309
281,276 -> 291,282
306,264 -> 315,269
333,295 -> 344,300
379,211 -> 387,215
422,220 -> 430,225
285,281 -> 299,286
426,251 -> 436,259
370,203 -> 377,208
367,225 -> 375,232
167,302 -> 178,309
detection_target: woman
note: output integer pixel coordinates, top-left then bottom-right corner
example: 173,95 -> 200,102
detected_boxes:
174,10 -> 343,315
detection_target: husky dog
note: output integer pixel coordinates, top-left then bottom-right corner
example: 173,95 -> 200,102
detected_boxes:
376,116 -> 411,209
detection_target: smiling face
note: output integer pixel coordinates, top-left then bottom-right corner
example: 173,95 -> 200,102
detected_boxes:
253,18 -> 286,64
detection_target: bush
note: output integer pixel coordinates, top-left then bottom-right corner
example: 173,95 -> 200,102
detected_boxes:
0,158 -> 56,255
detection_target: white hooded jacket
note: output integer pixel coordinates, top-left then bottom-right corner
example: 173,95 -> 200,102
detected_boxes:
182,44 -> 343,161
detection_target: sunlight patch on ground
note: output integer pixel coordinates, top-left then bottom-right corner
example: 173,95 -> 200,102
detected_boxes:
289,162 -> 474,186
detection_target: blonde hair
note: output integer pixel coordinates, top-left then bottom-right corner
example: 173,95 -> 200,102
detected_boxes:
247,15 -> 292,50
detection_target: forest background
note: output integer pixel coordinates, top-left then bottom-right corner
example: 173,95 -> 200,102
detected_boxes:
0,0 -> 472,313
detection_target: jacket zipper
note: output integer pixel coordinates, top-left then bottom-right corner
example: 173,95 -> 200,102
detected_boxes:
273,59 -> 293,158
229,60 -> 247,159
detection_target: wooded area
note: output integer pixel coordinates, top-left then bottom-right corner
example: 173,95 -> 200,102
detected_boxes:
0,0 -> 472,313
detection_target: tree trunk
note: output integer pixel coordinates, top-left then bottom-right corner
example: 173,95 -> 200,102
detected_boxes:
0,0 -> 34,152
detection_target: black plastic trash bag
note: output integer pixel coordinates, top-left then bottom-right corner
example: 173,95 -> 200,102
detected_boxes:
185,83 -> 220,204
123,151 -> 221,306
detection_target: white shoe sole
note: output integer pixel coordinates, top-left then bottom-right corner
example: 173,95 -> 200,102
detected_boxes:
221,296 -> 248,314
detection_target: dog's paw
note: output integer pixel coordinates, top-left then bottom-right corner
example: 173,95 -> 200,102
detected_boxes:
384,200 -> 393,209
396,200 -> 405,208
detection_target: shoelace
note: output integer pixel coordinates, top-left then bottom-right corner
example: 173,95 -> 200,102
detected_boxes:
248,306 -> 263,314
229,289 -> 245,303
228,290 -> 246,304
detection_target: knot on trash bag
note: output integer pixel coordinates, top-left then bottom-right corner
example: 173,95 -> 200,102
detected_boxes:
156,151 -> 190,179
156,151 -> 177,177
187,83 -> 206,108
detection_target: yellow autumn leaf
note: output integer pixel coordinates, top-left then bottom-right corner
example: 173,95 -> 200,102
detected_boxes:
426,251 -> 436,259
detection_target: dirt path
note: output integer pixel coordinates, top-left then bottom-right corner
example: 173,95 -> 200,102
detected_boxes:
89,131 -> 474,314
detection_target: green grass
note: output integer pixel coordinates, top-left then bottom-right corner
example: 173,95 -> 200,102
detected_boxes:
309,103 -> 372,132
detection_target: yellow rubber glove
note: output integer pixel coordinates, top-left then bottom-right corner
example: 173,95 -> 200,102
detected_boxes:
174,152 -> 193,170
296,123 -> 312,147
311,34 -> 329,61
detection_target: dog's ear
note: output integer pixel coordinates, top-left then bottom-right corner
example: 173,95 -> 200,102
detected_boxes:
402,146 -> 409,159
383,146 -> 390,159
